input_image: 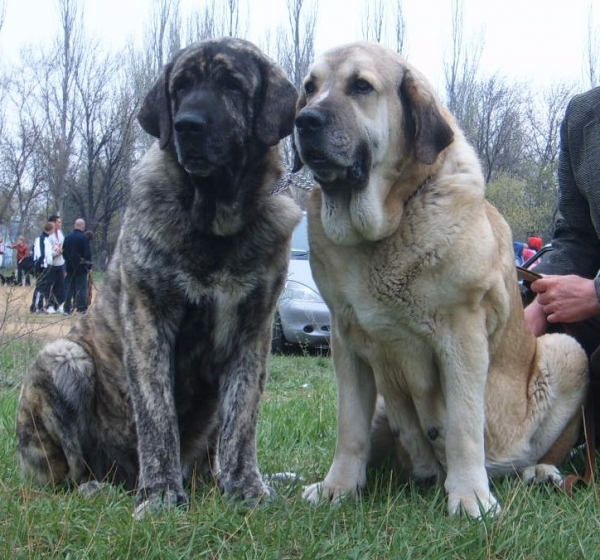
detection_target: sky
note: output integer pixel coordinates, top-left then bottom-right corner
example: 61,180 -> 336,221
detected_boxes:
0,0 -> 598,92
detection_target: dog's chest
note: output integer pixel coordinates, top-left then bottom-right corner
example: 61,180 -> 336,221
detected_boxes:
179,283 -> 252,347
331,249 -> 439,341
173,231 -> 273,302
178,264 -> 256,307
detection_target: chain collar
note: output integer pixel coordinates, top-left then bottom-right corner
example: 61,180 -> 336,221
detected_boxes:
271,171 -> 315,196
272,172 -> 434,197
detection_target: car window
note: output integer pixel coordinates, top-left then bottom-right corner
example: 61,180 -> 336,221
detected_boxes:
291,215 -> 309,259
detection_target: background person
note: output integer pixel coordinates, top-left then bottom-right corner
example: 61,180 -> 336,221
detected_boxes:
524,86 -> 600,440
522,235 -> 543,265
514,241 -> 527,266
9,235 -> 32,286
46,214 -> 65,314
85,229 -> 95,306
30,222 -> 54,313
524,87 -> 600,354
63,218 -> 92,315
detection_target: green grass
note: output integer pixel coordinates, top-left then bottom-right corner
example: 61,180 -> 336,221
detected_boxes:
1,350 -> 599,559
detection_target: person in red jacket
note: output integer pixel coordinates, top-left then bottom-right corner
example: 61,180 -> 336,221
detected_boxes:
522,236 -> 543,265
9,235 -> 32,286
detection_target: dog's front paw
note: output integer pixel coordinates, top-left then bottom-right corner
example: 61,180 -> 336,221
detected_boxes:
219,475 -> 273,507
134,486 -> 188,520
447,490 -> 501,519
78,481 -> 107,498
302,481 -> 358,505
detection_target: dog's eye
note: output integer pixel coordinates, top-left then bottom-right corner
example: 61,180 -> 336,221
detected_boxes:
173,79 -> 191,96
304,80 -> 316,97
350,78 -> 374,95
221,75 -> 243,93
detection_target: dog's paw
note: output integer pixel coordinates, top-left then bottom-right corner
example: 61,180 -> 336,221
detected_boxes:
220,476 -> 274,507
77,480 -> 107,498
302,482 -> 358,505
521,464 -> 563,485
447,490 -> 501,519
134,487 -> 188,520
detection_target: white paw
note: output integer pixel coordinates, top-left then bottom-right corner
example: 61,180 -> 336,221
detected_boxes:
302,481 -> 358,505
447,490 -> 501,519
522,464 -> 563,485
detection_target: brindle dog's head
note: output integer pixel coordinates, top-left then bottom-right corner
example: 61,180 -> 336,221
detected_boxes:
293,42 -> 454,244
139,38 -> 298,178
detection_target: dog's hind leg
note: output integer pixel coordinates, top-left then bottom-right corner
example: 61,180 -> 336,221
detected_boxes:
518,333 -> 588,482
522,412 -> 582,484
16,339 -> 95,487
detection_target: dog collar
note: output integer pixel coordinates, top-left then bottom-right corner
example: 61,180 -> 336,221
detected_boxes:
270,171 -> 315,196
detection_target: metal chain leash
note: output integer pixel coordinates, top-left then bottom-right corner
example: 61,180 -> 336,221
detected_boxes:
270,170 -> 315,196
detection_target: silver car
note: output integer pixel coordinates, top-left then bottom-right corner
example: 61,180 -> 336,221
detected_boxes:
272,214 -> 331,353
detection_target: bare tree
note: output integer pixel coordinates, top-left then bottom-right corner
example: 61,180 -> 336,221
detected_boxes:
124,0 -> 184,157
277,0 -> 317,89
68,45 -> 139,263
362,0 -> 385,43
145,0 -> 182,75
271,0 -> 318,207
361,0 -> 406,53
443,0 -> 483,124
0,64 -> 48,235
35,0 -> 84,217
516,82 -> 575,236
473,75 -> 526,184
524,83 -> 574,182
393,0 -> 407,55
0,0 -> 5,33
184,0 -> 247,44
585,1 -> 600,88
223,0 -> 245,37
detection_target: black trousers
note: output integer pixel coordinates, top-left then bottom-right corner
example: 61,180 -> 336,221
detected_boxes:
64,269 -> 89,313
552,318 -> 600,444
30,268 -> 51,311
46,265 -> 65,309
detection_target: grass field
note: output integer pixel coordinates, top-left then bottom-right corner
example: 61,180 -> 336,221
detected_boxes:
1,286 -> 599,559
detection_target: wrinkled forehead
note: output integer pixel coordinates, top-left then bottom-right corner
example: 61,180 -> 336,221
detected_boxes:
170,40 -> 262,86
306,43 -> 403,90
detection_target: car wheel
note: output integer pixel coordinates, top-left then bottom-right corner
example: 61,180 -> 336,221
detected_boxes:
271,312 -> 286,354
0,274 -> 5,286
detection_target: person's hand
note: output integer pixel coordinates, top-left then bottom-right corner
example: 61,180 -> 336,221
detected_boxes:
524,296 -> 549,336
529,274 -> 600,325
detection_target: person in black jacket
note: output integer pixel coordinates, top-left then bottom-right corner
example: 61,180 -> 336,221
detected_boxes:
62,218 -> 92,315
524,87 -> 600,443
524,87 -> 600,354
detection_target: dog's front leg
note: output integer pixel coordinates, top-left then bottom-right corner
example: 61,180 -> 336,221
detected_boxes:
438,316 -> 499,518
121,289 -> 186,518
217,343 -> 270,505
303,330 -> 376,504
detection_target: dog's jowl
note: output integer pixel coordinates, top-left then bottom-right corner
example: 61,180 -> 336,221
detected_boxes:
16,38 -> 301,517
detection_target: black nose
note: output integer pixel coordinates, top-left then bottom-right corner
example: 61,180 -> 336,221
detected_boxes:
295,109 -> 327,133
174,113 -> 208,134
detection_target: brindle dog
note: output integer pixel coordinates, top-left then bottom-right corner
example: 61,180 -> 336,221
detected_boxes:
16,38 -> 301,518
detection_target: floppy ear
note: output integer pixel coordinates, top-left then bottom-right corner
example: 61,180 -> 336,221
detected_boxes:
137,61 -> 174,149
255,62 -> 299,147
399,69 -> 454,165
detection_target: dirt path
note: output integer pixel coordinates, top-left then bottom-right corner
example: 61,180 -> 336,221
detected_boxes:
0,284 -> 79,341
